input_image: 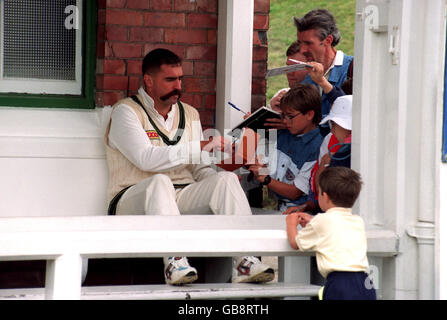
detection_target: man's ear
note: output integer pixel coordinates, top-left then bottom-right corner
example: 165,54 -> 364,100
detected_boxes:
324,34 -> 333,46
143,74 -> 153,90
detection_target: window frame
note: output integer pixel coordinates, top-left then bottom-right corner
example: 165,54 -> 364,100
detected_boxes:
0,0 -> 97,109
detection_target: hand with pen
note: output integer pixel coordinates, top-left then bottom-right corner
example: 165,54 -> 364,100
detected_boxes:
246,159 -> 270,183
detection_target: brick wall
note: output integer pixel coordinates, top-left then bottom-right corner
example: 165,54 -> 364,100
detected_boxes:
96,0 -> 269,129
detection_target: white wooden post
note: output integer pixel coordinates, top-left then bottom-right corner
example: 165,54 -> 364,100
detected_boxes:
45,253 -> 83,300
353,0 -> 446,299
278,256 -> 311,300
215,0 -> 254,134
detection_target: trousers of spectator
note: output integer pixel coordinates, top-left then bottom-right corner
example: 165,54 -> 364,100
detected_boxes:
116,171 -> 252,216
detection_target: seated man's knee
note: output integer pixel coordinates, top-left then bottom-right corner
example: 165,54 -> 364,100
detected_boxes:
216,171 -> 240,186
145,174 -> 174,190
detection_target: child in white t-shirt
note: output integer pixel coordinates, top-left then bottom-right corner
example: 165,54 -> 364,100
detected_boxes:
286,166 -> 376,300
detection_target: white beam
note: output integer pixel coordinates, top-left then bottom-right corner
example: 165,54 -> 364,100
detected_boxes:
45,253 -> 83,300
215,0 -> 254,135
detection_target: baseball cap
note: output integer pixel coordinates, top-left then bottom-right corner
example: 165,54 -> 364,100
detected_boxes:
319,95 -> 352,130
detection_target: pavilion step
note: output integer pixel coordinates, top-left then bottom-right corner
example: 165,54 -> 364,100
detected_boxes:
0,283 -> 321,300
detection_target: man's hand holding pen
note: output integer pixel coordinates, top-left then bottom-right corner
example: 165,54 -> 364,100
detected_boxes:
247,160 -> 269,183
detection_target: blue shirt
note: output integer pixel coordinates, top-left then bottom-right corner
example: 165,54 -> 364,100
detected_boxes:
301,51 -> 353,136
270,128 -> 323,210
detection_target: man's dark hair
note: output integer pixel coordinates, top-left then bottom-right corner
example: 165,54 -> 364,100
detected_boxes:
142,48 -> 182,75
280,84 -> 322,125
318,167 -> 362,208
294,9 -> 341,47
286,40 -> 302,57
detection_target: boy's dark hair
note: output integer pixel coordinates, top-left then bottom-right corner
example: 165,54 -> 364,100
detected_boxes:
286,40 -> 302,57
318,167 -> 362,208
142,48 -> 182,75
280,84 -> 322,124
294,9 -> 341,47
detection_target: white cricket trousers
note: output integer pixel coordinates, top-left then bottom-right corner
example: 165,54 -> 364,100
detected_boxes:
116,171 -> 252,216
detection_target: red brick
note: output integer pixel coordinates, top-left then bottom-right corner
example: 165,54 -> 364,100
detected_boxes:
185,45 -> 217,60
96,75 -> 104,90
104,59 -> 126,74
187,13 -> 217,28
254,14 -> 269,30
194,61 -> 216,76
174,0 -> 196,11
251,95 -> 266,110
204,94 -> 216,110
129,76 -> 142,91
126,0 -> 150,9
199,110 -> 215,128
251,79 -> 266,95
183,77 -> 215,93
96,92 -> 104,106
97,25 -> 106,42
98,0 -> 107,10
130,27 -> 164,42
207,29 -> 216,44
151,0 -> 172,11
101,91 -> 126,106
104,41 -> 114,57
181,93 -> 202,108
197,0 -> 217,13
106,10 -> 143,26
127,60 -> 143,75
105,25 -> 128,41
182,61 -> 193,76
144,44 -> 185,58
111,43 -> 143,58
144,12 -> 186,28
98,9 -> 106,25
103,75 -> 129,90
97,41 -> 106,58
253,31 -> 261,46
106,0 -> 126,8
165,29 -> 207,44
254,0 -> 270,13
252,61 -> 266,78
96,59 -> 104,74
252,45 -> 268,61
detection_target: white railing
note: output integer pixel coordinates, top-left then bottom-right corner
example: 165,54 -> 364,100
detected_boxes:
0,215 -> 399,300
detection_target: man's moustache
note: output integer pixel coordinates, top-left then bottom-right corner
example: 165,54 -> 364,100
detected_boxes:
160,89 -> 182,101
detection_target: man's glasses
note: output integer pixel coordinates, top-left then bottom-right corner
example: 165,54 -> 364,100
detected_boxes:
281,111 -> 302,121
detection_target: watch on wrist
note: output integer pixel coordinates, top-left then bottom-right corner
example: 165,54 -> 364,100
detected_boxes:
261,175 -> 272,186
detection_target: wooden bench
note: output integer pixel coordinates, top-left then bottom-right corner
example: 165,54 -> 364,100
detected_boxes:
0,215 -> 399,300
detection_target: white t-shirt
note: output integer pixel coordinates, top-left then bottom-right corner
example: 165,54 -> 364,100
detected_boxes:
295,207 -> 369,278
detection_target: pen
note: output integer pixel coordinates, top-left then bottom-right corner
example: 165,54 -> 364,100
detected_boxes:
228,102 -> 248,115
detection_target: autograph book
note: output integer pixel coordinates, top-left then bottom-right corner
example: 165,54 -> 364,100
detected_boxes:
228,107 -> 281,137
216,128 -> 259,172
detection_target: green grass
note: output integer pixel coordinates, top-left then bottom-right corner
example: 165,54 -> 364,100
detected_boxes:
267,0 -> 356,101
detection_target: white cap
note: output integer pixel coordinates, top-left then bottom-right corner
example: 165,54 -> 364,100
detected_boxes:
319,95 -> 352,130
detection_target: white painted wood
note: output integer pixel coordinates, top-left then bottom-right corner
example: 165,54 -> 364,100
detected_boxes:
0,215 -> 398,300
0,107 -> 110,217
0,283 -> 321,300
354,0 -> 446,299
216,0 -> 254,135
278,256 -> 311,300
45,253 -> 83,300
0,215 -> 399,259
439,164 -> 447,299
